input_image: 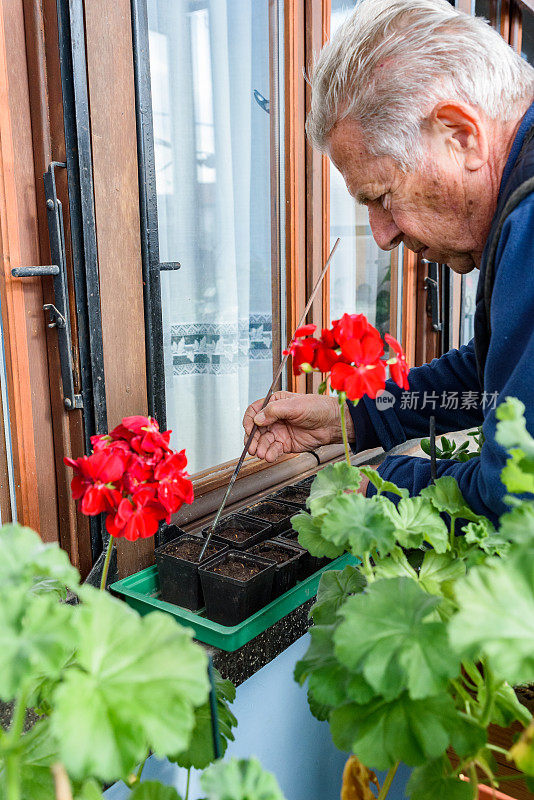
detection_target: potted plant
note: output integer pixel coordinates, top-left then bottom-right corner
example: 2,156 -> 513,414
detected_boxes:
248,539 -> 303,598
291,395 -> 534,800
155,532 -> 228,610
198,550 -> 276,625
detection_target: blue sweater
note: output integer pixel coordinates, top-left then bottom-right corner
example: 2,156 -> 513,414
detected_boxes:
348,102 -> 534,524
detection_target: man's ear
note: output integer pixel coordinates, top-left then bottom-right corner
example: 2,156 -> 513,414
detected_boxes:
428,101 -> 489,170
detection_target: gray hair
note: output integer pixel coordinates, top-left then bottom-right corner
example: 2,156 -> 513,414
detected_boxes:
307,0 -> 534,169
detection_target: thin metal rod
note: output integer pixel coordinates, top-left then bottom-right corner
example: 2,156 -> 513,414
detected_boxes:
430,415 -> 437,482
199,237 -> 340,561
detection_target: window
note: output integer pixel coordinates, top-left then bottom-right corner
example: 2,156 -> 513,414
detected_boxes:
328,0 -> 402,341
145,0 -> 284,474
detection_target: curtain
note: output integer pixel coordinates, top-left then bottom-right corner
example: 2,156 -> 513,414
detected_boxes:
148,0 -> 273,474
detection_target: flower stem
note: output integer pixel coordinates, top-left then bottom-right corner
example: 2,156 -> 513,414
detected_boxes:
100,535 -> 114,592
185,768 -> 191,800
6,687 -> 30,800
377,762 -> 400,800
339,398 -> 352,467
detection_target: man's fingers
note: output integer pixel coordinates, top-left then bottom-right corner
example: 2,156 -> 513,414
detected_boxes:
254,398 -> 299,427
243,398 -> 266,434
264,440 -> 284,463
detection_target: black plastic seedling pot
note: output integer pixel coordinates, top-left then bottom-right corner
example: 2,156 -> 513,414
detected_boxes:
239,499 -> 301,536
275,529 -> 330,580
271,484 -> 309,509
155,533 -> 228,611
199,550 -> 276,625
248,539 -> 302,599
201,514 -> 271,550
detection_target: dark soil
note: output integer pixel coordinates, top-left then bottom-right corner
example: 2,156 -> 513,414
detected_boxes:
210,556 -> 266,581
214,526 -> 256,543
250,543 -> 295,564
275,487 -> 309,504
161,538 -> 221,563
279,530 -> 301,544
244,501 -> 292,523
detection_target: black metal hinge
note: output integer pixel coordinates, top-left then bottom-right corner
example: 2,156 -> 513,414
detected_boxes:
423,260 -> 443,333
11,162 -> 82,411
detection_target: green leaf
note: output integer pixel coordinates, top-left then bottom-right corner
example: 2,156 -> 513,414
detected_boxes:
495,397 -> 534,457
0,720 -> 57,800
307,462 -> 361,515
74,781 -> 105,800
384,497 -> 449,552
295,624 -> 374,709
359,468 -> 409,498
329,693 -> 458,769
335,578 -> 459,700
407,757 -> 474,800
129,782 -> 182,800
418,551 -> 466,598
310,566 -> 366,625
0,591 -> 76,700
170,670 -> 237,770
306,688 -> 331,721
463,518 -> 510,557
449,548 -> 534,683
291,512 -> 345,559
200,757 -> 286,800
373,549 -> 418,582
51,589 -> 209,782
498,502 -> 534,547
420,477 -> 481,522
500,449 -> 534,495
0,524 -> 79,597
320,493 -> 396,559
480,681 -> 532,728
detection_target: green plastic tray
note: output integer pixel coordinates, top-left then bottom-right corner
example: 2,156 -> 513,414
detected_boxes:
110,553 -> 358,652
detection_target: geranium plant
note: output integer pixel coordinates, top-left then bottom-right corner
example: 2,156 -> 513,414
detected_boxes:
285,313 -> 409,464
65,415 -> 194,589
292,396 -> 534,800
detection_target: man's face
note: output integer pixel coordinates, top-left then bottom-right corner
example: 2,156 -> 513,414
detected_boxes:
327,117 -> 490,274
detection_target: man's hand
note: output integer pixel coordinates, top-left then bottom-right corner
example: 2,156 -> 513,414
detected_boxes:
243,391 -> 355,463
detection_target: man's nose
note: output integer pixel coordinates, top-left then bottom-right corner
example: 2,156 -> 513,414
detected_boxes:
368,206 -> 403,251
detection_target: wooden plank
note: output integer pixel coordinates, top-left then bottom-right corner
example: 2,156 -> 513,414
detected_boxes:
305,0 -> 328,394
84,0 -> 152,577
0,0 -> 61,537
401,249 -> 418,366
285,0 -> 307,393
22,0 -> 92,573
510,0 -> 523,51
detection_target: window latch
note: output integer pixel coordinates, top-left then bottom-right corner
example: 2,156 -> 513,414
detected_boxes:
423,260 -> 443,333
11,162 -> 82,411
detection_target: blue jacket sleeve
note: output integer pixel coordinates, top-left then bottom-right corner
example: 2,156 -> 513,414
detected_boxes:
348,340 -> 484,453
348,194 -> 534,524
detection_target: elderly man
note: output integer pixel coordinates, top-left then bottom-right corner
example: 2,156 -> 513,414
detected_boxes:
243,0 -> 534,522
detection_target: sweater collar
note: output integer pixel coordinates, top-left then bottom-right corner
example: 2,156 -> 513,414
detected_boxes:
498,99 -> 534,200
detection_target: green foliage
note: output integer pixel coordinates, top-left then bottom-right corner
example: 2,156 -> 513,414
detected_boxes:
294,397 -> 534,798
51,589 -> 209,781
170,669 -> 237,770
310,566 -> 366,625
384,497 -> 449,552
407,757 -> 474,800
0,524 -> 79,598
420,476 -> 481,523
307,461 -> 361,515
129,782 -> 182,800
420,428 -> 483,464
450,547 -> 534,685
291,512 -> 345,559
334,578 -> 459,701
200,757 -> 286,800
320,493 -> 397,558
359,467 -> 409,498
0,720 -> 57,800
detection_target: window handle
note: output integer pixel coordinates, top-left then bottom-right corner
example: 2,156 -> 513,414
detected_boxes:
11,162 -> 82,411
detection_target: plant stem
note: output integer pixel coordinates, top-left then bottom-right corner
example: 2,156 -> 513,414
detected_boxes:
100,535 -> 115,591
5,687 -> 30,800
377,762 -> 399,800
339,397 -> 352,467
135,752 -> 149,782
185,768 -> 191,800
480,661 -> 495,728
468,763 -> 479,799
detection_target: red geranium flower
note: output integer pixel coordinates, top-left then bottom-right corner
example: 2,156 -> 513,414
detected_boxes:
112,416 -> 172,454
330,360 -> 387,401
385,333 -> 410,390
154,451 -> 194,515
106,487 -> 165,541
284,337 -> 318,376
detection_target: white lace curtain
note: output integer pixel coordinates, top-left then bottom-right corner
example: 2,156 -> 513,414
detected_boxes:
148,0 -> 273,473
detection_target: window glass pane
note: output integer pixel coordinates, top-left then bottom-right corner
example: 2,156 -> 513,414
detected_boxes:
521,10 -> 534,64
147,0 -> 282,474
329,0 -> 400,338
